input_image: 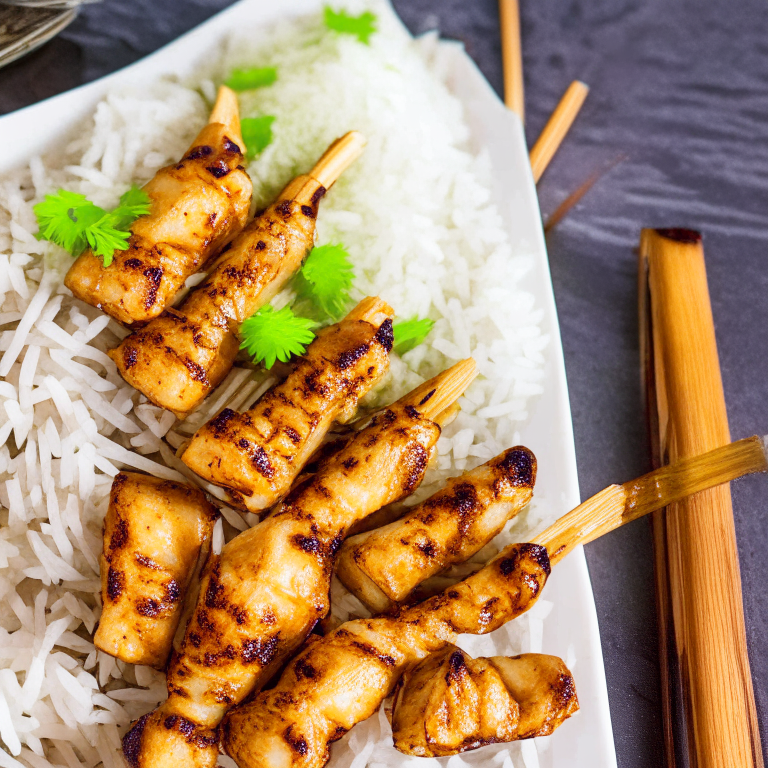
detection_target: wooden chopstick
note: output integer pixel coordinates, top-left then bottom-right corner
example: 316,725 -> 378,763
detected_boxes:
543,154 -> 627,233
639,228 -> 764,768
529,80 -> 589,183
499,0 -> 525,120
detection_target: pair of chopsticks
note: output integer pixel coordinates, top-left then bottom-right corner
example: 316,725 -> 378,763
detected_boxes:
499,0 -> 589,183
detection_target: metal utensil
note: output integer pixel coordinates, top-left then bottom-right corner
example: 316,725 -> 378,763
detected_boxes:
0,5 -> 78,68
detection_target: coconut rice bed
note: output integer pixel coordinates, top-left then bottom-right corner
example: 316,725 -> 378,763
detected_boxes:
0,2 -> 553,767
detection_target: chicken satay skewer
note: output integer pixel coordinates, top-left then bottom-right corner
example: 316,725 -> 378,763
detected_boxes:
340,433 -> 768,612
66,86 -> 252,327
109,132 -> 366,418
180,296 -> 394,512
221,434 -> 767,768
121,361 -> 477,768
336,445 -> 537,613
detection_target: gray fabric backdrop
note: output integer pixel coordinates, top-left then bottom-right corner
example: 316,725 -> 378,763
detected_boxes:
0,1 -> 765,765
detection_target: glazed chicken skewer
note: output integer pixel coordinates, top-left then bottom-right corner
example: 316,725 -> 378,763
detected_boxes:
337,445 -> 538,612
181,296 -> 394,512
66,86 -> 252,327
109,132 -> 366,417
220,434 -> 768,768
391,646 -> 579,756
121,360 -> 478,768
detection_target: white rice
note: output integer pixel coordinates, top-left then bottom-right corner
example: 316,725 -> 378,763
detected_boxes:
0,2 -> 556,766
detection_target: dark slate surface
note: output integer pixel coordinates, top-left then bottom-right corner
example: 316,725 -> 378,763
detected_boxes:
0,1 -> 765,765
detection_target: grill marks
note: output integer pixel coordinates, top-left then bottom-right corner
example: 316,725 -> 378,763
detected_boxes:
498,447 -> 536,488
121,713 -> 149,768
337,445 -> 538,610
374,317 -> 394,352
65,120 -> 251,328
95,472 -> 218,670
221,544 -> 552,766
108,189 -> 320,419
181,307 -> 393,513
499,544 -> 550,579
107,567 -> 124,601
161,378 -> 448,749
241,635 -> 279,666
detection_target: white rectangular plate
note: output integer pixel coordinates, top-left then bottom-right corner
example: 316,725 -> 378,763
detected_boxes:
0,2 -> 617,766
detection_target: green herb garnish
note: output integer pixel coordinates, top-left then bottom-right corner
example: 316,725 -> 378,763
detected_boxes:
224,66 -> 278,92
324,6 -> 377,44
241,116 -> 276,158
34,185 -> 151,267
239,305 -> 316,369
393,316 -> 435,354
295,243 -> 355,320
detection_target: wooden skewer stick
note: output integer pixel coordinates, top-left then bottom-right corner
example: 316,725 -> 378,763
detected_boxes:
528,80 -> 589,183
308,130 -> 367,189
532,435 -> 767,567
400,358 -> 478,421
499,0 -> 525,120
639,228 -> 764,768
208,85 -> 244,147
280,130 -> 366,208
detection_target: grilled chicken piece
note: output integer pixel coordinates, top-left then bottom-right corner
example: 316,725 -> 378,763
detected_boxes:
220,542 -> 550,768
93,472 -> 218,669
490,654 -> 579,738
120,362 -> 477,768
65,87 -> 252,328
391,646 -> 578,756
108,133 -> 366,417
181,297 -> 394,512
337,447 -> 536,612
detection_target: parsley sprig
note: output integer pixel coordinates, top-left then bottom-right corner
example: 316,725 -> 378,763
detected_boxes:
239,306 -> 316,370
295,244 -> 354,319
241,116 -> 276,158
393,316 -> 435,354
240,241 -> 433,369
324,6 -> 377,44
225,66 -> 278,92
34,186 -> 151,267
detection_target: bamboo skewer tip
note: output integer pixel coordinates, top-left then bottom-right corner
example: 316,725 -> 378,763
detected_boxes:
533,435 -> 768,568
208,85 -> 243,147
399,358 -> 478,421
346,295 -> 394,325
309,131 -> 367,190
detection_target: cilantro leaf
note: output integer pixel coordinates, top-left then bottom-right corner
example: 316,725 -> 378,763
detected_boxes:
114,185 -> 152,222
294,243 -> 355,320
393,316 -> 435,354
324,6 -> 377,44
239,305 -> 316,369
33,185 -> 152,267
34,190 -> 104,257
225,66 -> 278,92
241,116 -> 276,158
